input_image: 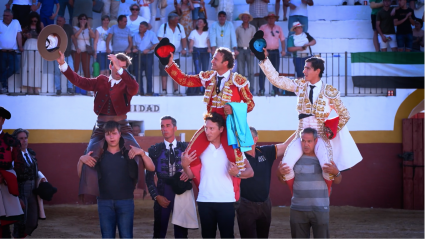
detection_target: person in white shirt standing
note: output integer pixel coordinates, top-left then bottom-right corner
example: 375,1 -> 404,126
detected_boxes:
286,0 -> 313,34
157,12 -> 187,95
182,112 -> 254,238
94,15 -> 113,76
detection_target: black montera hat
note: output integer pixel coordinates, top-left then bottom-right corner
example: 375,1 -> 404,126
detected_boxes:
249,30 -> 268,61
154,38 -> 176,66
0,107 -> 11,119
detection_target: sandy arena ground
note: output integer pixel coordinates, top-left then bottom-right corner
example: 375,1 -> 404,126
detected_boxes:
30,200 -> 424,238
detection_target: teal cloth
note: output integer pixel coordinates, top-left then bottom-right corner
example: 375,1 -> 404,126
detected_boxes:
226,102 -> 254,152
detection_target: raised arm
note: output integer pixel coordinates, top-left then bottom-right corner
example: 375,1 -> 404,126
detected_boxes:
164,52 -> 203,87
259,56 -> 298,92
276,132 -> 296,158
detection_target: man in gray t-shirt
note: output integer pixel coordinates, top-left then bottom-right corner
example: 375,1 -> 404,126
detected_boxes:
106,15 -> 133,54
277,127 -> 342,238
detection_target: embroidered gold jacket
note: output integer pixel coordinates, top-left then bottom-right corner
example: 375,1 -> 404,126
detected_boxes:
259,58 -> 350,132
166,62 -> 255,116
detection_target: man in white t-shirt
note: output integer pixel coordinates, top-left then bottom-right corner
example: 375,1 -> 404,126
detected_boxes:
286,0 -> 314,34
0,9 -> 23,94
182,112 -> 254,238
157,12 -> 187,96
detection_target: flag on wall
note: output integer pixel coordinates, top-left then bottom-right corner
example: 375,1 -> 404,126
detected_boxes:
351,52 -> 424,89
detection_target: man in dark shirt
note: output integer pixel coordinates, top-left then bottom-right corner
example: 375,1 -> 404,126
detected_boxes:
78,121 -> 155,238
393,0 -> 416,52
236,127 -> 294,238
376,0 -> 397,52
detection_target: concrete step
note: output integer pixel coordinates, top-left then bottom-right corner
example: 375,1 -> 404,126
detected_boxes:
308,6 -> 371,21
309,20 -> 373,39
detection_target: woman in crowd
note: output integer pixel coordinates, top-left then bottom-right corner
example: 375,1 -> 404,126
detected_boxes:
188,18 -> 210,95
412,19 -> 424,52
94,15 -> 112,76
127,3 -> 151,36
175,0 -> 193,37
72,13 -> 95,95
287,21 -> 316,79
22,12 -> 44,94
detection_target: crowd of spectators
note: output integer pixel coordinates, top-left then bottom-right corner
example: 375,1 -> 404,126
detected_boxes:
0,0 -> 423,96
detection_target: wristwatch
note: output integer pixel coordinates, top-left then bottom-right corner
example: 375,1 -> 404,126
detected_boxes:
236,170 -> 241,178
335,171 -> 341,177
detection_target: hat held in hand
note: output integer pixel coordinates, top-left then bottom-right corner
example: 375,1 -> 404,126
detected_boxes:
249,30 -> 267,61
37,25 -> 68,61
155,38 -> 176,66
33,181 -> 57,201
324,116 -> 339,140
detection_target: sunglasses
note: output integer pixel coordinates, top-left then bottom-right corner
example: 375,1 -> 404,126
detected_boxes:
131,8 -> 140,11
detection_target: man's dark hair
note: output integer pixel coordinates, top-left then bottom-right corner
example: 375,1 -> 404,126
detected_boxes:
300,127 -> 318,140
111,53 -> 132,68
203,112 -> 224,128
103,121 -> 121,134
305,57 -> 325,78
101,15 -> 110,21
4,9 -> 13,15
195,18 -> 208,31
249,126 -> 258,138
218,11 -> 226,17
161,116 -> 177,127
118,15 -> 127,22
140,21 -> 149,27
12,128 -> 29,138
216,47 -> 234,69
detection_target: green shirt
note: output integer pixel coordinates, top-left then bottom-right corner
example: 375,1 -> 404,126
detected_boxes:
369,0 -> 383,15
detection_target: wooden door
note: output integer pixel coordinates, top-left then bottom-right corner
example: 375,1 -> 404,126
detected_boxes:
402,119 -> 424,210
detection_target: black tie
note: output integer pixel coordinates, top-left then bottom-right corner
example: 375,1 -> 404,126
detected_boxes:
309,85 -> 315,104
24,153 -> 32,165
216,76 -> 224,94
169,144 -> 175,165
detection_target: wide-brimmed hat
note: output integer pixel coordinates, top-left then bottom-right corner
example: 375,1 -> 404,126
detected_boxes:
290,21 -> 304,31
0,107 -> 11,119
264,12 -> 279,20
33,181 -> 57,201
37,25 -> 68,61
238,11 -> 253,22
108,19 -> 118,28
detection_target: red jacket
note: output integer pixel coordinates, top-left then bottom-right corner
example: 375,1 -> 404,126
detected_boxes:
62,67 -> 139,115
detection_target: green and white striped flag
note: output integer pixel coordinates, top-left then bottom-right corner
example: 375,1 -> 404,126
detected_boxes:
351,52 -> 424,88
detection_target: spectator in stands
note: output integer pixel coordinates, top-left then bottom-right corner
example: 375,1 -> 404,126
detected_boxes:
119,0 -> 151,23
157,12 -> 187,95
412,19 -> 424,52
6,0 -> 37,26
150,0 -> 167,25
247,0 -> 269,29
21,12 -> 44,95
175,0 -> 194,37
287,22 -> 316,79
0,9 -> 23,94
393,0 -> 416,52
58,0 -> 73,25
236,12 -> 256,93
188,18 -> 210,95
127,3 -> 151,37
106,15 -> 133,54
287,0 -> 313,34
36,0 -> 60,26
70,0 -> 94,27
258,12 -> 285,96
191,0 -> 206,29
275,0 -> 288,21
370,0 -> 384,52
376,0 -> 397,52
72,13 -> 95,92
210,11 -> 238,55
216,0 -> 234,21
54,16 -> 75,95
12,128 -> 46,238
94,15 -> 113,77
132,21 -> 159,95
132,124 -> 142,136
103,0 -> 120,21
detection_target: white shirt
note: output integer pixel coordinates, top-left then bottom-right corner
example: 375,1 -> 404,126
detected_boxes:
127,15 -> 149,36
308,80 -> 323,104
197,143 -> 235,202
108,74 -> 122,87
164,138 -> 177,176
289,0 -> 308,17
21,149 -> 33,164
0,20 -> 22,50
188,30 -> 209,48
216,70 -> 231,92
157,23 -> 186,60
12,0 -> 32,5
96,26 -> 112,52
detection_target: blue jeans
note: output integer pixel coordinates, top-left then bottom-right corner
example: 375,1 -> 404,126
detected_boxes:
54,56 -> 74,90
288,15 -> 309,35
396,33 -> 413,50
188,47 -> 209,95
58,0 -> 73,25
132,53 -> 153,94
293,56 -> 310,78
98,199 -> 134,238
259,50 -> 280,92
0,51 -> 20,88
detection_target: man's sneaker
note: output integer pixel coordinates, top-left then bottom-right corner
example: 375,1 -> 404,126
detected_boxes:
173,90 -> 180,96
67,88 -> 74,94
161,90 -> 167,96
56,90 -> 61,95
0,88 -> 8,94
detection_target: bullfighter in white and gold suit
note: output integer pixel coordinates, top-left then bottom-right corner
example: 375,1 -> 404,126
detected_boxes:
258,51 -> 362,195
